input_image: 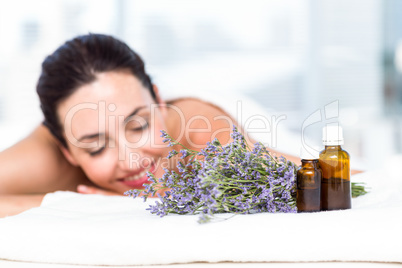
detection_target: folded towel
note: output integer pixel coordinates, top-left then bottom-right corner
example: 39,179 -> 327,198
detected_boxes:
0,167 -> 401,266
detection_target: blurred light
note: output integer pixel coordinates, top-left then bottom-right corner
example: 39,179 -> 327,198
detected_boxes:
395,40 -> 402,73
339,108 -> 359,127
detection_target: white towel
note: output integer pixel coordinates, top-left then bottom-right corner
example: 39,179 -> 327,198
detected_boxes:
0,166 -> 401,266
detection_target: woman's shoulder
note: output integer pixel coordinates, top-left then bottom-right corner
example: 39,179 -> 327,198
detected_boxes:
166,97 -> 229,118
165,97 -> 234,149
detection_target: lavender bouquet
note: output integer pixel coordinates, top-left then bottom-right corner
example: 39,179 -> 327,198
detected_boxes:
125,126 -> 298,223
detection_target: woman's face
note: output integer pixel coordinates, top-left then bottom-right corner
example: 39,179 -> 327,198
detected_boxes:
57,71 -> 170,194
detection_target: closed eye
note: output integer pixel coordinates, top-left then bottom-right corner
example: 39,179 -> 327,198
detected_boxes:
127,119 -> 149,132
89,146 -> 105,156
132,121 -> 149,131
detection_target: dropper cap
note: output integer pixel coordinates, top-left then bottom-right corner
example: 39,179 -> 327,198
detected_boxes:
322,125 -> 344,145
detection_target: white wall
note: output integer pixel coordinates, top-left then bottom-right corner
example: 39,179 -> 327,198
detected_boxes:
0,0 -> 398,168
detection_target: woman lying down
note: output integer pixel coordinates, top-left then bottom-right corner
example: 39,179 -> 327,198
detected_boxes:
0,34 -> 300,217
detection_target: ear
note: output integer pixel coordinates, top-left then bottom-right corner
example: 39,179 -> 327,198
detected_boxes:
59,144 -> 79,167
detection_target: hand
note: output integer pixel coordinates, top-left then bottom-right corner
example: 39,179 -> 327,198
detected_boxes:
77,185 -> 122,196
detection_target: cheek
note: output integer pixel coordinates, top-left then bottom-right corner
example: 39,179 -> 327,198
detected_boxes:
77,155 -> 116,186
134,115 -> 171,170
151,124 -> 166,146
149,112 -> 168,148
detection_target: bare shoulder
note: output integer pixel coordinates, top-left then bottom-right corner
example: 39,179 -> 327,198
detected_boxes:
0,125 -> 89,194
168,97 -> 234,123
170,97 -> 222,112
167,98 -> 236,149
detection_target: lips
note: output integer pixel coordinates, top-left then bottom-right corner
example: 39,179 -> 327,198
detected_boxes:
124,170 -> 148,181
119,164 -> 156,189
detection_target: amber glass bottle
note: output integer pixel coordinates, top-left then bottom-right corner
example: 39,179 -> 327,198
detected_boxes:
296,151 -> 322,212
319,126 -> 351,211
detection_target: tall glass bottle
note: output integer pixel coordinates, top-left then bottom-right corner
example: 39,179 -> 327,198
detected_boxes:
297,148 -> 321,212
319,125 -> 351,211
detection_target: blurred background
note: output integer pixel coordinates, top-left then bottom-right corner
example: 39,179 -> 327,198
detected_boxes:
0,0 -> 402,169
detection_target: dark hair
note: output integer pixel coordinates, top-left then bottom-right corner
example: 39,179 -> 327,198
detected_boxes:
36,33 -> 155,148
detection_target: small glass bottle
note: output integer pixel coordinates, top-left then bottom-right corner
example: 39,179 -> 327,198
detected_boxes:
296,148 -> 322,213
319,125 -> 351,211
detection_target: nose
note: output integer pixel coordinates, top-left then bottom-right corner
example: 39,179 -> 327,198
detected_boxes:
116,143 -> 140,171
115,125 -> 150,171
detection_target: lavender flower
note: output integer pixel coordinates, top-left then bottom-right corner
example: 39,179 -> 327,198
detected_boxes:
125,126 -> 298,223
167,149 -> 178,159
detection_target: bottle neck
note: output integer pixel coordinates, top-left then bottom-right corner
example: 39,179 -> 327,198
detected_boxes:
301,159 -> 319,168
324,145 -> 342,150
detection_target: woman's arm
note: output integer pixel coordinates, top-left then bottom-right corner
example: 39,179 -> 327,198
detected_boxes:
0,125 -> 90,216
0,194 -> 45,217
0,124 -> 89,194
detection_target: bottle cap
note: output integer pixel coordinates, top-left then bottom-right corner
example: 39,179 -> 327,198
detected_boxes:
300,146 -> 319,160
322,125 -> 344,145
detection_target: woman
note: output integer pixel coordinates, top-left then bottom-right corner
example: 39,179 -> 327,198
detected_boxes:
0,34 -> 299,217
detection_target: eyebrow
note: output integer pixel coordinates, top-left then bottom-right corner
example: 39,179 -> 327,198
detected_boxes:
78,133 -> 104,142
77,105 -> 148,142
124,105 -> 148,123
